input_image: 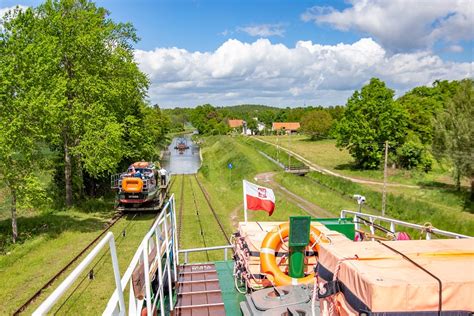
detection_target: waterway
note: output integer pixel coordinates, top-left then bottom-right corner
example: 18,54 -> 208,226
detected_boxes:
162,134 -> 201,174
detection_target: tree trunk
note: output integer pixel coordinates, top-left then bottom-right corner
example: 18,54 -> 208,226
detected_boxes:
11,188 -> 18,243
64,136 -> 73,207
471,177 -> 474,201
76,154 -> 84,200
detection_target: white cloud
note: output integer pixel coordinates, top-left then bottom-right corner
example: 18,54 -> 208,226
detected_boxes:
237,23 -> 286,37
301,0 -> 473,52
447,44 -> 464,53
0,5 -> 28,19
135,38 -> 473,107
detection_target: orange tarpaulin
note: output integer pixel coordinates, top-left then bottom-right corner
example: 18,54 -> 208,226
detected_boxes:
318,238 -> 474,313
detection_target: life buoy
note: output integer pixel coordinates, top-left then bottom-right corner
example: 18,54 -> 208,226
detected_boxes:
260,222 -> 329,286
122,177 -> 144,193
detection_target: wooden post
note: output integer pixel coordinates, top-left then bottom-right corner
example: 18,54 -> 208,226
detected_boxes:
382,141 -> 389,216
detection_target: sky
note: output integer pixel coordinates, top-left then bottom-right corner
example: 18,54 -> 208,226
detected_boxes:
1,0 -> 473,107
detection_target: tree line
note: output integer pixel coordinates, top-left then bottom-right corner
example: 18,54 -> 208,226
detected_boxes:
167,78 -> 472,197
334,78 -> 473,196
0,0 -> 169,242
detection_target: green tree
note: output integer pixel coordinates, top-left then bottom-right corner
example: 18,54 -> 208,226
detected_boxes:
434,79 -> 474,197
33,0 -> 149,206
191,104 -> 228,135
0,7 -> 51,242
246,119 -> 258,135
300,110 -> 333,140
335,78 -> 407,169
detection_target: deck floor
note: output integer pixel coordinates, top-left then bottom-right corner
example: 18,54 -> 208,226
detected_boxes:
173,261 -> 244,315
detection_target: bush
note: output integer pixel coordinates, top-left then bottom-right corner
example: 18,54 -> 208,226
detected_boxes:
396,137 -> 433,172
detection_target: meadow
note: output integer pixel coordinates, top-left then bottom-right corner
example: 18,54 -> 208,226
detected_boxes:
256,135 -> 465,188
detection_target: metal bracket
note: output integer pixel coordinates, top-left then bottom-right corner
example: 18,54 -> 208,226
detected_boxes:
317,280 -> 340,298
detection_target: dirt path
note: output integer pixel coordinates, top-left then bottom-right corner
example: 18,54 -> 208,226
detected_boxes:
254,137 -> 419,189
230,202 -> 243,229
254,172 -> 334,218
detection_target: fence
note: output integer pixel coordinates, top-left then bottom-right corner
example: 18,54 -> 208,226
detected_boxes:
340,209 -> 472,240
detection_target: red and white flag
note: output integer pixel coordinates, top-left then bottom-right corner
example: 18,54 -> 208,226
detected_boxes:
243,180 -> 275,217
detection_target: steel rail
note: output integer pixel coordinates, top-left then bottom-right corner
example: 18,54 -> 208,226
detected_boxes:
13,212 -> 124,315
193,174 -> 230,244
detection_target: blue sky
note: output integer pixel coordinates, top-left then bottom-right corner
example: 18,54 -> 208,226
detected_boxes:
1,0 -> 473,107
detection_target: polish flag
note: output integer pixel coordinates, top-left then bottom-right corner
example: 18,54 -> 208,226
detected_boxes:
243,180 -> 275,216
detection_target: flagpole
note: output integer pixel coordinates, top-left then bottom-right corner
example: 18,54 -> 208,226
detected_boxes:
243,180 -> 248,224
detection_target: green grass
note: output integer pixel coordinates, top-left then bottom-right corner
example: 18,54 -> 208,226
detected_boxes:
272,173 -> 361,216
173,175 -> 230,263
198,136 -> 307,221
23,212 -> 157,315
256,135 -> 462,187
239,136 -> 304,168
255,135 -> 472,215
0,191 -> 159,315
306,172 -> 474,236
171,136 -> 312,264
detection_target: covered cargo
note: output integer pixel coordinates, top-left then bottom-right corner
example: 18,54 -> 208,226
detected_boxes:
317,238 -> 474,314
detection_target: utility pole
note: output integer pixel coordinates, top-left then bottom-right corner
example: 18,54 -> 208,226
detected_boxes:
382,141 -> 389,216
276,135 -> 280,163
288,131 -> 291,170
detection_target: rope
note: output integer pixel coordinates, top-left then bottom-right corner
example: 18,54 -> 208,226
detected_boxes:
377,240 -> 443,316
320,255 -> 359,316
277,226 -> 289,251
421,222 -> 434,239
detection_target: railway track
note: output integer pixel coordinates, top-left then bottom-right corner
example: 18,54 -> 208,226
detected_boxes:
174,174 -> 230,261
188,176 -> 210,261
14,186 -> 175,315
13,211 -> 125,315
177,174 -> 185,245
193,174 -> 230,244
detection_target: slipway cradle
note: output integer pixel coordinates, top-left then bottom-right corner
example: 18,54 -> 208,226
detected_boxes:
317,238 -> 474,315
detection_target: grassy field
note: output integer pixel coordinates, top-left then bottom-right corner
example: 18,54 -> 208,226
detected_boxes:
170,136 -> 316,262
305,172 -> 474,236
255,135 -> 473,214
256,135 -> 463,187
0,202 -> 158,315
196,136 -> 307,224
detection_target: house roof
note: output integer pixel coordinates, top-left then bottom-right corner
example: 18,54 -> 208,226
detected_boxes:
272,122 -> 300,130
228,119 -> 244,128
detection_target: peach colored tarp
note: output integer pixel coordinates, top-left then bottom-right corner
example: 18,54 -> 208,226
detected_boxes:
318,238 -> 474,312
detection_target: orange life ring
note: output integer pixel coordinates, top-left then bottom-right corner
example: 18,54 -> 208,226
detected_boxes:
122,177 -> 144,193
260,222 -> 329,286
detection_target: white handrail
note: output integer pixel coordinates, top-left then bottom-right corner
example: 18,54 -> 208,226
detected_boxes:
340,210 -> 472,239
104,194 -> 177,316
178,245 -> 234,264
33,232 -> 125,316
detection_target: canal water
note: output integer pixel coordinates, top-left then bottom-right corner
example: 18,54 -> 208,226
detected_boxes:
162,135 -> 201,174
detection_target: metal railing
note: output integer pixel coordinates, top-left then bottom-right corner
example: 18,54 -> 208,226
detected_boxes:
33,232 -> 125,316
104,195 -> 178,316
34,193 -> 232,316
178,245 -> 234,264
340,210 -> 472,240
